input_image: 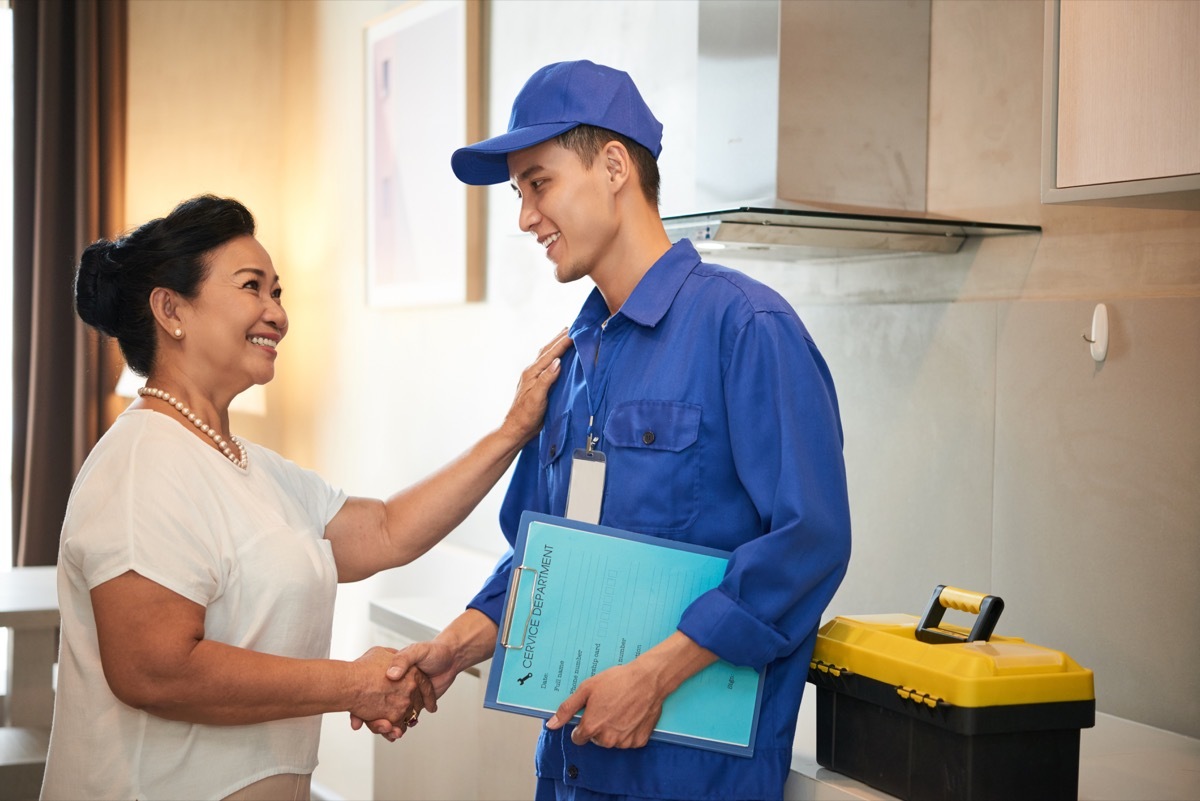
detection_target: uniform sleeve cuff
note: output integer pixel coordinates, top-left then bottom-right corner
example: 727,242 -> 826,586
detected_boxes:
678,588 -> 789,669
466,572 -> 508,626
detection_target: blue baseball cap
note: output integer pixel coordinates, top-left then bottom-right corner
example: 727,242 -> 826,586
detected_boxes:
451,60 -> 663,186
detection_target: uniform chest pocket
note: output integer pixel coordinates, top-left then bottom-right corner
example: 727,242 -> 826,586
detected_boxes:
603,401 -> 701,533
540,410 -> 572,515
540,410 -> 570,468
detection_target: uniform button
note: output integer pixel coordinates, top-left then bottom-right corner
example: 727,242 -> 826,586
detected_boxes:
549,443 -> 557,458
567,765 -> 579,780
642,430 -> 656,445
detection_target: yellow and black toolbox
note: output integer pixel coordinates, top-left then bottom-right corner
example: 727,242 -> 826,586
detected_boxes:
807,585 -> 1095,801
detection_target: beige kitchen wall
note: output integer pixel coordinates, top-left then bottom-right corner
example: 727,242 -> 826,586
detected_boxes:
124,1 -> 1199,797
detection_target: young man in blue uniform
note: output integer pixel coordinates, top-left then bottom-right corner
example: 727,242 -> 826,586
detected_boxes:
400,60 -> 851,800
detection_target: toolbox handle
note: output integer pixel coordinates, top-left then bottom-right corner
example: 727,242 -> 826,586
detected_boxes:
915,584 -> 1004,644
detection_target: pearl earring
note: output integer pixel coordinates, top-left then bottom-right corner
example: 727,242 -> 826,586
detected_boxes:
174,328 -> 183,339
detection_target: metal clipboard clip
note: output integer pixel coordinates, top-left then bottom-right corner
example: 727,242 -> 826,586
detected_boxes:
500,565 -> 537,650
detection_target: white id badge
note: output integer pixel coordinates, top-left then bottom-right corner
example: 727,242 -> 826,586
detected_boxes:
565,448 -> 606,524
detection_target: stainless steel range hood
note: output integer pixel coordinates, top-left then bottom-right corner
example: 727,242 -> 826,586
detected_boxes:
663,0 -> 1040,258
662,203 -> 1040,259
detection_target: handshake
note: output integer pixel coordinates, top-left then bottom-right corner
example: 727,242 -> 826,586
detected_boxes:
346,641 -> 456,743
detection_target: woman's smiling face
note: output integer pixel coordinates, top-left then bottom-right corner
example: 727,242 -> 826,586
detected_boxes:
182,235 -> 288,391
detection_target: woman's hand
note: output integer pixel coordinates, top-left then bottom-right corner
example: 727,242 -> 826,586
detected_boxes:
347,646 -> 437,740
350,640 -> 460,742
499,328 -> 572,446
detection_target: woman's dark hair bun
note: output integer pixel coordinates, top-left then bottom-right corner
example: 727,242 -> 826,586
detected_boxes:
74,239 -> 125,338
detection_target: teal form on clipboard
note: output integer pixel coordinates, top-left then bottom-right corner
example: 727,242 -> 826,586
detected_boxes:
483,511 -> 765,757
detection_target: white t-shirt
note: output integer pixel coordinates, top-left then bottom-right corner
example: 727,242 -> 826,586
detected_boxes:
41,409 -> 348,801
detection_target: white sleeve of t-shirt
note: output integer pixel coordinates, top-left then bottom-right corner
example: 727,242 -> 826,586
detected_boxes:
61,414 -> 346,607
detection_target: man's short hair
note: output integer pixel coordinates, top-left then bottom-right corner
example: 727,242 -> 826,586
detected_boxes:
555,125 -> 661,207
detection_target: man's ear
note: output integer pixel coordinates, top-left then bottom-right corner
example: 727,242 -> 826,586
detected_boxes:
602,140 -> 632,193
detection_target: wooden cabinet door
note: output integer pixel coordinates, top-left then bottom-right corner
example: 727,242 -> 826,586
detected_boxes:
1042,0 -> 1200,208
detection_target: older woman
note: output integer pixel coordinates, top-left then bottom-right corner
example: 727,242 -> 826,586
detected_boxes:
40,194 -> 569,801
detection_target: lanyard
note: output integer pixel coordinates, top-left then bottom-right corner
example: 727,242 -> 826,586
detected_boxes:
582,316 -> 627,453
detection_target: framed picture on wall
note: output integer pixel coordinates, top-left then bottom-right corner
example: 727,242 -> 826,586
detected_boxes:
365,0 -> 487,307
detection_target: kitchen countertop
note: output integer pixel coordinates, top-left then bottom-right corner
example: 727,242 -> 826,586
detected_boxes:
370,595 -> 1200,801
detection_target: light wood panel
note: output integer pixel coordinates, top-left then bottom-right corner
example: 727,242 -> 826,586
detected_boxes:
1056,0 -> 1200,187
1044,0 -> 1200,207
778,0 -> 930,212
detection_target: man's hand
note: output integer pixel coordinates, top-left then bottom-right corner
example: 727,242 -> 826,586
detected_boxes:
393,640 -> 459,699
544,631 -> 719,749
546,660 -> 664,748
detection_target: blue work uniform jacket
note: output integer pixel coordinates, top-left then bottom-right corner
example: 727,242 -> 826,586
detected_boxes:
469,239 -> 852,800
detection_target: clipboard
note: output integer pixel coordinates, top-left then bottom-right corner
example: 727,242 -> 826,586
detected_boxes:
483,511 -> 764,757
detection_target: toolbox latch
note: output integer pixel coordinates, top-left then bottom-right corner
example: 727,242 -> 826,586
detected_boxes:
895,686 -> 943,708
809,658 -> 849,678
915,584 -> 1004,645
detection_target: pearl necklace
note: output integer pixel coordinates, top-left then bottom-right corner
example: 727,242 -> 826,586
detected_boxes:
138,387 -> 248,469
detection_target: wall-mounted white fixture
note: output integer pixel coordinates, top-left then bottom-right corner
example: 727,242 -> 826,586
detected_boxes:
1083,303 -> 1109,362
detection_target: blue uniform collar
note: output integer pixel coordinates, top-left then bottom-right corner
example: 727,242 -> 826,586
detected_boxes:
571,239 -> 701,334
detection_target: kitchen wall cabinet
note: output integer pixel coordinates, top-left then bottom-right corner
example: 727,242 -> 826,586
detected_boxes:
1041,0 -> 1200,208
